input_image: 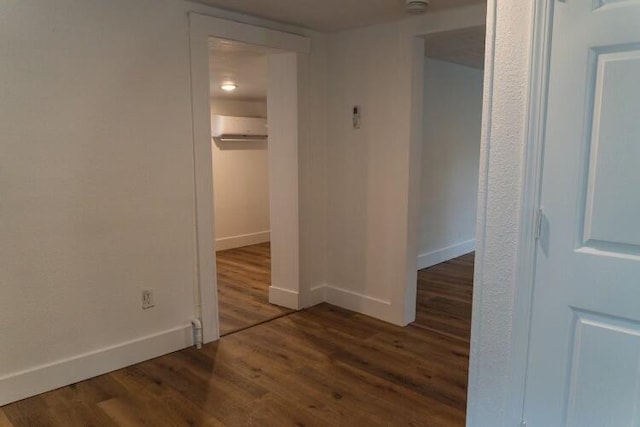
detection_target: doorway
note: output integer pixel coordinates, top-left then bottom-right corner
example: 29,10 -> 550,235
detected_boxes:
189,14 -> 309,342
208,38 -> 293,335
412,26 -> 486,343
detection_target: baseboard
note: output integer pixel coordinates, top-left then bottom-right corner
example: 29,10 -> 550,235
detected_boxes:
0,325 -> 193,406
216,230 -> 270,251
323,285 -> 396,324
417,239 -> 475,270
305,284 -> 327,308
269,286 -> 300,310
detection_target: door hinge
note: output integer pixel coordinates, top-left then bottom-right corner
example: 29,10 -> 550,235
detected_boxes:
534,208 -> 544,240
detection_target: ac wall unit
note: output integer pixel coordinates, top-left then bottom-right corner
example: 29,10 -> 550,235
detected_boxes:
211,115 -> 268,142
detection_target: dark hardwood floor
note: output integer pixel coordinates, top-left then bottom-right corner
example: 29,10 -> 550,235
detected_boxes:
0,254 -> 474,426
216,242 -> 292,336
413,252 -> 474,342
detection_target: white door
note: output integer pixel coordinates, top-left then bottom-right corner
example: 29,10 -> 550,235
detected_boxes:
523,1 -> 640,426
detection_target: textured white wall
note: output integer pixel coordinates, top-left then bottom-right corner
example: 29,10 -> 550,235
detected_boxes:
419,58 -> 483,267
467,1 -> 535,426
210,99 -> 270,250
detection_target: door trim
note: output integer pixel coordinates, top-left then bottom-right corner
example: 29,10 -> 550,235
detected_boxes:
500,0 -> 554,420
187,12 -> 310,343
467,0 -> 556,425
507,0 -> 556,422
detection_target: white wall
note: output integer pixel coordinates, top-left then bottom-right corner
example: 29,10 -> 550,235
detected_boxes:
267,53 -> 301,308
418,58 -> 483,269
210,99 -> 270,251
0,0 -> 196,405
0,0 -> 327,405
466,1 -> 536,426
323,4 -> 487,325
325,21 -> 412,324
210,98 -> 267,117
296,39 -> 328,308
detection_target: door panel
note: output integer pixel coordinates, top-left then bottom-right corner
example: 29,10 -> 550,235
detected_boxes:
565,310 -> 640,427
524,1 -> 640,426
583,47 -> 640,250
593,0 -> 640,10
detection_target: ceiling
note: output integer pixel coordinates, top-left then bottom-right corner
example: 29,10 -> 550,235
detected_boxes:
424,25 -> 486,69
193,0 -> 485,32
209,38 -> 274,101
207,4 -> 486,98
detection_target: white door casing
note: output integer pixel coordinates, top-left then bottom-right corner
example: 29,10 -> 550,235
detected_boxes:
188,13 -> 310,343
524,1 -> 640,426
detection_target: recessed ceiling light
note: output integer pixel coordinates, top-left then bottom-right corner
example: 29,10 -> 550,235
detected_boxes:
220,83 -> 238,92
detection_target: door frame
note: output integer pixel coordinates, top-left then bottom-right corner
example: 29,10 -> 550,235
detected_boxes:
466,0 -> 555,425
504,0 -> 555,422
188,13 -> 310,343
403,8 -> 488,326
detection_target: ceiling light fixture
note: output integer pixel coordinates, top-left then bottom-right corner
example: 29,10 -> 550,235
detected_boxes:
220,83 -> 238,92
405,0 -> 430,14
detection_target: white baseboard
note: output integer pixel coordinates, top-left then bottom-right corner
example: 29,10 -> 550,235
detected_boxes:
216,230 -> 270,251
0,325 -> 193,406
417,239 -> 475,270
269,286 -> 300,310
323,285 -> 397,324
304,285 -> 327,308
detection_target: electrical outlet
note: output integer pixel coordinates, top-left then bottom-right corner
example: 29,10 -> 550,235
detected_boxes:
142,289 -> 154,309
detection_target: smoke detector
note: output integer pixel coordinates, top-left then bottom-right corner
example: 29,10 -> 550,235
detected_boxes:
405,0 -> 430,14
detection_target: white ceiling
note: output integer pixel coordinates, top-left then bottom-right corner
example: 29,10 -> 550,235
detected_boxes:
207,4 -> 486,99
424,25 -> 486,69
193,0 -> 485,32
209,38 -> 274,101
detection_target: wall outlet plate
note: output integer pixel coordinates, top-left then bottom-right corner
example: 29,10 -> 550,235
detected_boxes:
142,289 -> 154,309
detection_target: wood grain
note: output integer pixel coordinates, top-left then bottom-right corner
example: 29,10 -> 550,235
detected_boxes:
216,242 -> 292,335
1,253 -> 474,426
1,303 -> 469,426
413,252 -> 474,342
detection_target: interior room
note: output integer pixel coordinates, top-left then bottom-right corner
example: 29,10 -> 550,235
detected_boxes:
413,26 -> 485,342
0,1 -> 487,424
4,0 -> 630,426
208,38 -> 292,335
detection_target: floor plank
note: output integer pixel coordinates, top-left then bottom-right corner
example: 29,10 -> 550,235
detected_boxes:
2,303 -> 469,426
2,255 -> 474,426
413,252 -> 474,342
216,242 -> 292,335
0,409 -> 14,427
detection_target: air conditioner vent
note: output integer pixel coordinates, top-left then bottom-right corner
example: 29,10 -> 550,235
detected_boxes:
211,115 -> 268,142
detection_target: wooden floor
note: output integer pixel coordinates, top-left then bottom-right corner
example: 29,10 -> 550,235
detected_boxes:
1,255 -> 474,427
216,243 -> 292,336
413,253 -> 474,342
0,305 -> 469,426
